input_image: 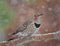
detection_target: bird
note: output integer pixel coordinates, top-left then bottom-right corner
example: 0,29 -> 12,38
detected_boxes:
7,13 -> 43,41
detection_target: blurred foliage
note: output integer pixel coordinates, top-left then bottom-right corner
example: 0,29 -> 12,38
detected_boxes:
0,0 -> 16,32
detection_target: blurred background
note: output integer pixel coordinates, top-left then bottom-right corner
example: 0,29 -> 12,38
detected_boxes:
0,0 -> 60,46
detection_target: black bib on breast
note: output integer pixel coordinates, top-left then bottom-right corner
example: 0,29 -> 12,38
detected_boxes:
34,23 -> 41,28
